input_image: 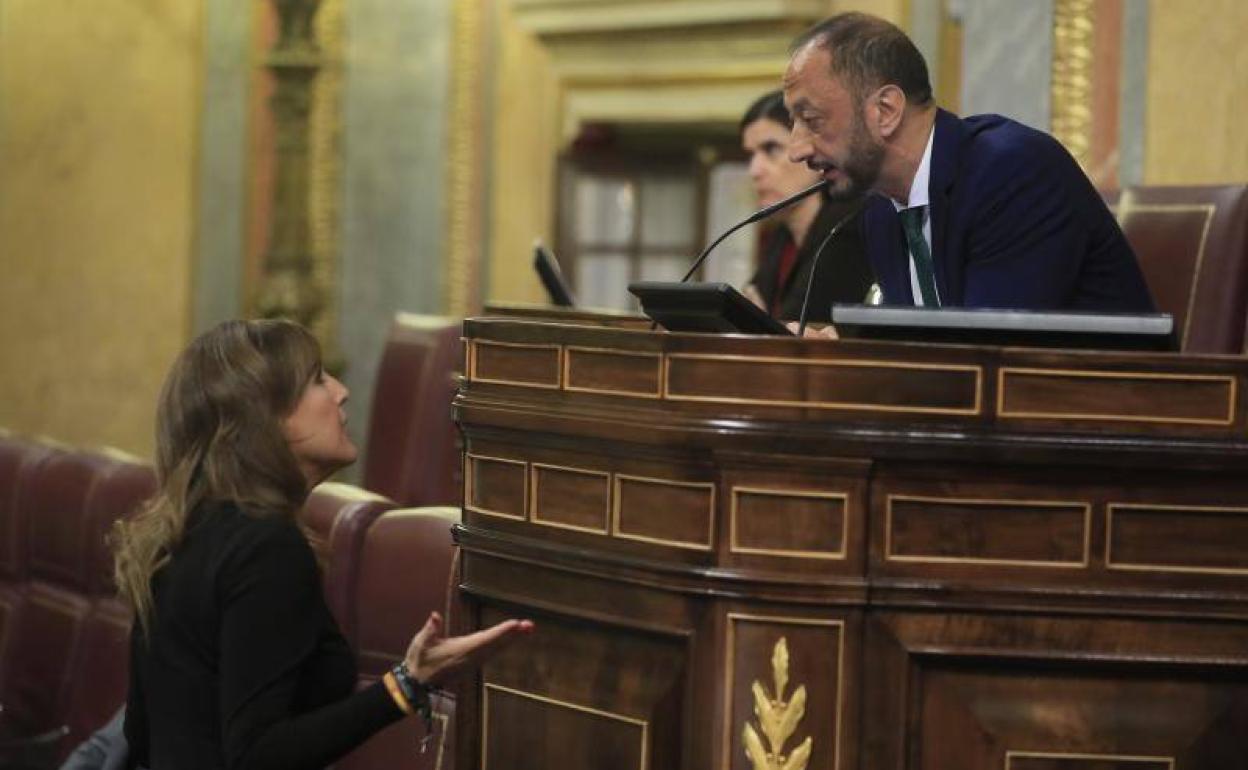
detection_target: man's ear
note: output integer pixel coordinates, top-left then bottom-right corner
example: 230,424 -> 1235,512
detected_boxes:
869,84 -> 907,140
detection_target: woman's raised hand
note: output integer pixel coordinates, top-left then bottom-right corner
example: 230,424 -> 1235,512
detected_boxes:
403,611 -> 534,686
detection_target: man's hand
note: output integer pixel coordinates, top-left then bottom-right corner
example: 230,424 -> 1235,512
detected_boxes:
784,321 -> 839,339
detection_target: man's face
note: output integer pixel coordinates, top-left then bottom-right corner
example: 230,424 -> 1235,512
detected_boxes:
783,43 -> 885,200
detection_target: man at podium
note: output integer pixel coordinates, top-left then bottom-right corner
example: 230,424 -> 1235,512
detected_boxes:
783,13 -> 1155,313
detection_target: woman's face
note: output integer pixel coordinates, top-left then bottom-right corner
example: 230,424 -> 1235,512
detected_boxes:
741,117 -> 822,209
282,368 -> 357,486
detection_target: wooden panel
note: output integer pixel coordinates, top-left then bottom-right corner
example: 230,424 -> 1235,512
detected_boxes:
531,463 -> 610,534
1006,752 -> 1173,770
1108,503 -> 1248,574
730,487 -> 847,559
565,347 -> 661,398
886,495 -> 1090,567
482,684 -> 647,770
466,454 -> 527,520
476,605 -> 686,770
665,354 -> 982,415
472,340 -> 561,388
613,474 -> 714,550
724,614 -> 845,770
918,667 -> 1225,770
998,368 -> 1236,426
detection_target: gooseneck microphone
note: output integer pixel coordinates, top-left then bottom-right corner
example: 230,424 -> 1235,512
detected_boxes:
795,199 -> 868,337
678,179 -> 829,283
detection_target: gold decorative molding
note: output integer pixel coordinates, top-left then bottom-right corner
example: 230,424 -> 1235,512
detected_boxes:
743,638 -> 812,770
509,0 -> 826,37
1051,0 -> 1095,169
996,367 -> 1237,426
469,340 -> 564,389
663,353 -> 983,416
563,346 -> 664,399
530,462 -> 612,535
482,682 -> 649,770
464,453 -> 529,521
254,0 -> 330,342
725,614 -> 843,770
445,0 -> 488,317
885,494 -> 1092,569
729,486 -> 849,560
1005,749 -> 1174,769
612,473 -> 716,551
1106,502 -> 1248,576
308,0 -> 343,368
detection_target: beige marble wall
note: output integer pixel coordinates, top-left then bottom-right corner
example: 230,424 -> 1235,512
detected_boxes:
0,0 -> 202,457
1145,0 -> 1248,184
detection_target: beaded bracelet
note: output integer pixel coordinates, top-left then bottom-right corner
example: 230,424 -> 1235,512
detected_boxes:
391,662 -> 436,753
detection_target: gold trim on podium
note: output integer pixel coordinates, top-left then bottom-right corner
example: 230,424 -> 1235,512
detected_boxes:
663,353 -> 983,416
997,367 -> 1237,426
464,453 -> 529,521
612,473 -> 716,551
563,345 -> 664,399
885,494 -> 1092,568
1005,749 -> 1174,769
469,339 -> 563,389
1106,502 -> 1248,575
729,486 -> 849,560
724,613 -> 845,770
482,682 -> 649,770
530,462 -> 612,535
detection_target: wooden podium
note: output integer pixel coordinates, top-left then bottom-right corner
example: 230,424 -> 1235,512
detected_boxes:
451,311 -> 1248,770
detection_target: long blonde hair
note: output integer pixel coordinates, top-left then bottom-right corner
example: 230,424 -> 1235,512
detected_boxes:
112,319 -> 323,631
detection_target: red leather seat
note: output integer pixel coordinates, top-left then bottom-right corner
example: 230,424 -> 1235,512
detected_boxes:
1111,185 -> 1248,353
362,315 -> 463,507
336,506 -> 461,770
0,432 -> 460,769
62,453 -> 154,750
298,481 -> 395,641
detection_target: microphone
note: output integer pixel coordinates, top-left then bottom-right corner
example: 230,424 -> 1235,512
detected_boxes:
795,199 -> 868,337
679,179 -> 829,283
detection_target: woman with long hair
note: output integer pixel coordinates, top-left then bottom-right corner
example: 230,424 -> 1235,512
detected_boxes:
112,319 -> 531,769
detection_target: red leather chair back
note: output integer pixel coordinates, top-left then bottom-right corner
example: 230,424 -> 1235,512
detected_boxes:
336,506 -> 461,770
299,482 -> 395,642
2,448 -> 107,733
1113,185 -> 1248,353
362,315 -> 463,507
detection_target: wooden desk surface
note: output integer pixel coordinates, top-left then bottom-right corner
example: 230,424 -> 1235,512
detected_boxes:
453,315 -> 1248,770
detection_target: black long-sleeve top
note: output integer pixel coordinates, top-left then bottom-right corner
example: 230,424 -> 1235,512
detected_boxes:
124,500 -> 403,769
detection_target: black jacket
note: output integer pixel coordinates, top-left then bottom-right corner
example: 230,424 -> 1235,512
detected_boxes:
750,197 -> 875,322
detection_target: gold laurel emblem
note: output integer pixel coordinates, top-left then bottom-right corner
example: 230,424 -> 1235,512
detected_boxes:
743,637 -> 812,770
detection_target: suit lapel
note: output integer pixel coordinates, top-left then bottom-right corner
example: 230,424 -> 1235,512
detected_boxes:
864,195 -> 913,304
928,109 -> 963,305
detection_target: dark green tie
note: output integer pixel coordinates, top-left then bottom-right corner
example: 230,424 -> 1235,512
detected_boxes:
899,206 -> 939,306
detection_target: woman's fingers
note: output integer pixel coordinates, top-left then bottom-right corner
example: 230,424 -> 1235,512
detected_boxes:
415,619 -> 535,685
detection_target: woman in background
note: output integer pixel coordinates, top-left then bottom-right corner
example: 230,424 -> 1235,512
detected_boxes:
740,90 -> 875,321
113,319 -> 531,769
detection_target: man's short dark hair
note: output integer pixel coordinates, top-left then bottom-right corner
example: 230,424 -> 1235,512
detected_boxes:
739,90 -> 793,134
792,12 -> 933,106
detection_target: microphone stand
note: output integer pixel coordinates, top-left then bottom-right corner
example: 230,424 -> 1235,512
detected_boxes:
647,179 -> 831,331
679,179 -> 829,283
795,199 -> 868,337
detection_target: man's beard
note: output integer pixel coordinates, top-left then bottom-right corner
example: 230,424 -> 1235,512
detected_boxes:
826,112 -> 884,201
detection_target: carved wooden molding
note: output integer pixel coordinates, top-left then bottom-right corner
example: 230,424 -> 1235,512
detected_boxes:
509,0 -> 826,37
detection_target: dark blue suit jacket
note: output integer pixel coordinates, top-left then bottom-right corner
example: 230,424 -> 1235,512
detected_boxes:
862,109 -> 1154,311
